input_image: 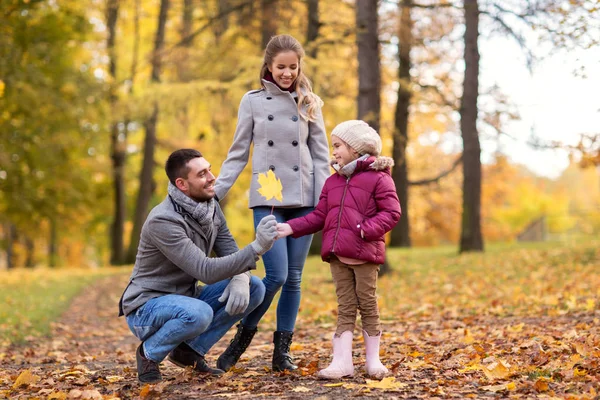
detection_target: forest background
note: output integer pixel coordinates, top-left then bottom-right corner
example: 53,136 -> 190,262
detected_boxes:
1,0 -> 600,270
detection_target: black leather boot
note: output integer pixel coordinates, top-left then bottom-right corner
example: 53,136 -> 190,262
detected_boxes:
168,342 -> 224,375
272,331 -> 298,372
217,323 -> 258,371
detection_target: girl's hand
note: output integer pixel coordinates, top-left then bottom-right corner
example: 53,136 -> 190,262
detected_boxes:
276,223 -> 293,238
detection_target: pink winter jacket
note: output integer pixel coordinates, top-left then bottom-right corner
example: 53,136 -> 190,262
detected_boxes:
288,156 -> 401,264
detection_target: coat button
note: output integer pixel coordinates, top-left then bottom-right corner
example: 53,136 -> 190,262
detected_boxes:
269,165 -> 275,171
291,116 -> 298,122
293,165 -> 299,171
292,140 -> 298,146
266,97 -> 272,100
268,115 -> 274,121
268,140 -> 274,146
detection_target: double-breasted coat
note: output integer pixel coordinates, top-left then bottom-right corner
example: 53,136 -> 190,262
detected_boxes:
215,80 -> 330,208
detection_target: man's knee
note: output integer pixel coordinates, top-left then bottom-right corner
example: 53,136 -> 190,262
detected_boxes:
248,276 -> 266,308
180,301 -> 213,335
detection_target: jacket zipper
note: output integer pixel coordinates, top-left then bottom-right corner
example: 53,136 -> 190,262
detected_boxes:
331,176 -> 350,254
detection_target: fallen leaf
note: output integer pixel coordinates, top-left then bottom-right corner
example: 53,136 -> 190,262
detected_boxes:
480,360 -> 511,380
257,170 -> 283,202
12,369 -> 41,389
365,377 -> 407,390
534,378 -> 549,392
292,386 -> 311,392
324,382 -> 344,387
48,391 -> 68,400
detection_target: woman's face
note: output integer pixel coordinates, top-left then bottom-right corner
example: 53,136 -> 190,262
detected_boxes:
268,50 -> 299,89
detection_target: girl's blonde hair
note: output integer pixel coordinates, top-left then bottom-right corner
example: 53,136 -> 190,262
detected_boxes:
260,34 -> 323,122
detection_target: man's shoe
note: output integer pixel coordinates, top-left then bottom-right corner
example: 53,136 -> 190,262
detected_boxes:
168,342 -> 224,375
136,343 -> 162,383
217,323 -> 258,371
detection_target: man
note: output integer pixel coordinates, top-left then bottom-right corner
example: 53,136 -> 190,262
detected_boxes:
119,149 -> 277,383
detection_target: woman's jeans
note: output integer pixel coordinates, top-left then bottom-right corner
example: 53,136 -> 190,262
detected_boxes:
126,276 -> 265,363
243,206 -> 314,332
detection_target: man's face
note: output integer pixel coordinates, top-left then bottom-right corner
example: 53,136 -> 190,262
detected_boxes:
176,157 -> 216,202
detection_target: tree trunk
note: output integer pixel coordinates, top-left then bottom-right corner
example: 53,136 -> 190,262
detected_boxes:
24,236 -> 34,268
459,0 -> 484,252
49,218 -> 58,267
356,0 -> 380,132
306,0 -> 320,58
214,0 -> 230,42
6,223 -> 16,269
356,0 -> 390,275
106,0 -> 127,265
126,0 -> 170,263
390,0 -> 412,248
261,0 -> 278,49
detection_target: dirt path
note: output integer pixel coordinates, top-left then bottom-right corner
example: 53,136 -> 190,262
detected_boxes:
1,274 -> 599,399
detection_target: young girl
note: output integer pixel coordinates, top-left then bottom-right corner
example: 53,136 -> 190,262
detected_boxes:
277,120 -> 401,380
214,34 -> 330,372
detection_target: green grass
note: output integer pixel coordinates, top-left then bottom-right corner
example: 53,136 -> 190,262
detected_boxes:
0,267 -> 128,345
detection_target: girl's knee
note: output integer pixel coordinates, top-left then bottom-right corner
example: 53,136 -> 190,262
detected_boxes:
264,271 -> 288,291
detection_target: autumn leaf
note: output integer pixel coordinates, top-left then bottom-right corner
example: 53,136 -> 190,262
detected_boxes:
292,386 -> 311,392
365,377 -> 407,390
12,369 -> 40,389
480,360 -> 511,380
0,80 -> 4,97
257,170 -> 283,202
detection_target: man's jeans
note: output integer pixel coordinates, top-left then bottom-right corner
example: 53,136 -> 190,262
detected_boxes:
126,276 -> 265,363
242,206 -> 313,332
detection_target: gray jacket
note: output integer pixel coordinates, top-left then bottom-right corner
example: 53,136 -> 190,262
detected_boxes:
118,195 -> 257,317
215,80 -> 330,208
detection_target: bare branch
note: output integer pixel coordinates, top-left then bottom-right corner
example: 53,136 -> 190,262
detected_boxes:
409,154 -> 463,185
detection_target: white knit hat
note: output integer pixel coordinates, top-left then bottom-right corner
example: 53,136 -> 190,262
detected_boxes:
331,120 -> 382,156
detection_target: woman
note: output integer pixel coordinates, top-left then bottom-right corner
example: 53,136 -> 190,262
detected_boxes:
214,34 -> 330,372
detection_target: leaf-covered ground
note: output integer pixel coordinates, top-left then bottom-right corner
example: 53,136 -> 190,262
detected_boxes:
1,240 -> 599,399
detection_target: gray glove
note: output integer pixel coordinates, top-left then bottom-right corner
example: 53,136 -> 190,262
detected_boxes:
218,273 -> 250,315
250,215 -> 277,255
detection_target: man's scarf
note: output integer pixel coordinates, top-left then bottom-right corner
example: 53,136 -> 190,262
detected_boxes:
168,182 -> 216,238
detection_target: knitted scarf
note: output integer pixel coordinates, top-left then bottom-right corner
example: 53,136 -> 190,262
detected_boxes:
167,182 -> 216,238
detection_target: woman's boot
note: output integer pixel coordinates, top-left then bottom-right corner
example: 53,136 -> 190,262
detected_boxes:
272,331 -> 298,371
317,331 -> 354,379
363,329 -> 388,379
217,323 -> 257,371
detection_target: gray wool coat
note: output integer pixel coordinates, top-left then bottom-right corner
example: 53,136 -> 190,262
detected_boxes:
118,195 -> 257,317
215,80 -> 330,208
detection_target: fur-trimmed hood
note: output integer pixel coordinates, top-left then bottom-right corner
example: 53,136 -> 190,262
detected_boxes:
330,155 -> 395,173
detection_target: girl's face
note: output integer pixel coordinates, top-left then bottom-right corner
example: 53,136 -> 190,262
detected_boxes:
268,50 -> 299,89
332,136 -> 359,168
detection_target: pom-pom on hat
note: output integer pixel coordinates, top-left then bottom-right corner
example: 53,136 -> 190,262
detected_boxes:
331,120 -> 382,156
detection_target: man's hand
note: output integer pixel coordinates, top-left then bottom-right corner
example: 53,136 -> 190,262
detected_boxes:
276,223 -> 293,239
218,274 -> 251,315
250,215 -> 277,255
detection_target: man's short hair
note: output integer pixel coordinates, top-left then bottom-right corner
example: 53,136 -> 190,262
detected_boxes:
165,149 -> 203,185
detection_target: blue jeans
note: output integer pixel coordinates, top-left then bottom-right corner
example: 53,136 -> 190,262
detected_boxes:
126,276 -> 265,363
243,206 -> 313,332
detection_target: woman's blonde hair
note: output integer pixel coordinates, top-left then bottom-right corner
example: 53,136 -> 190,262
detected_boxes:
260,34 -> 323,122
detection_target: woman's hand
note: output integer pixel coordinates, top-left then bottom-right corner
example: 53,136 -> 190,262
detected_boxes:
276,223 -> 293,238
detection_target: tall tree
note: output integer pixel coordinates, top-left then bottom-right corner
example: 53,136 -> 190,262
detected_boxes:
261,0 -> 278,49
126,0 -> 171,263
356,0 -> 380,132
459,0 -> 483,252
214,0 -> 230,42
390,0 -> 413,247
106,0 -> 126,265
306,0 -> 320,58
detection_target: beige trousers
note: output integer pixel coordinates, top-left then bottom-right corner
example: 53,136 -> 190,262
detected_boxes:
330,257 -> 381,336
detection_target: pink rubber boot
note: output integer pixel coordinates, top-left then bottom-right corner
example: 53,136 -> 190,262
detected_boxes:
363,330 -> 389,379
317,331 -> 354,379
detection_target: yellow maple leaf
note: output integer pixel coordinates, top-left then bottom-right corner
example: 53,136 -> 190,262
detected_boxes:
0,80 -> 4,97
480,360 -> 511,380
257,170 -> 283,202
12,369 -> 40,389
365,377 -> 407,390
